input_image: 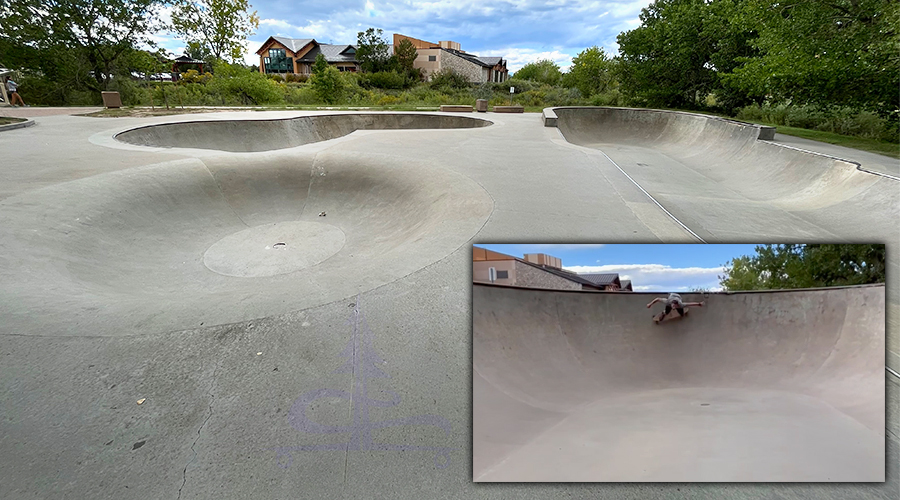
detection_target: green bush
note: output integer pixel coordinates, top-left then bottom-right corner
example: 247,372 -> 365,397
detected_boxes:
107,76 -> 150,105
285,73 -> 308,83
310,65 -> 347,104
283,84 -> 319,105
429,69 -> 469,91
359,70 -> 409,90
588,89 -> 623,107
203,64 -> 283,105
488,78 -> 540,94
736,103 -> 898,143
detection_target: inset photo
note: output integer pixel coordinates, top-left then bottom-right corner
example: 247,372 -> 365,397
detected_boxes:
473,243 -> 886,482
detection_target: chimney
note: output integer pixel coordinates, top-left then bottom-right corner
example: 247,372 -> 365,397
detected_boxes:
523,253 -> 562,269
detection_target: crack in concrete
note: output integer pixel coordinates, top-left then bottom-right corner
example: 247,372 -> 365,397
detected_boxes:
177,359 -> 221,500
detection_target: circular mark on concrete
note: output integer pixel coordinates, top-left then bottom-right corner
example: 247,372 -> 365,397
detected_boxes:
203,221 -> 345,278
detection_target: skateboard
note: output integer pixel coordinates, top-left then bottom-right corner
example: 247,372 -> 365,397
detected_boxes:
653,307 -> 689,324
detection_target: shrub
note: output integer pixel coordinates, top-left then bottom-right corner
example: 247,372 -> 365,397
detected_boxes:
285,73 -> 308,83
179,69 -> 212,85
489,78 -> 540,94
429,69 -> 469,91
359,70 -> 408,90
589,89 -> 623,107
205,62 -> 284,105
310,65 -> 347,104
284,84 -> 319,105
377,94 -> 401,106
736,103 -> 897,143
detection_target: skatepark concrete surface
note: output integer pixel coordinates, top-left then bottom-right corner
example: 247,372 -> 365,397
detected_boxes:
115,112 -> 491,152
473,284 -> 885,482
0,108 -> 897,499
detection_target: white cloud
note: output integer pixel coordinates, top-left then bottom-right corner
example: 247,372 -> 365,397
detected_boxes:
259,18 -> 295,30
564,263 -> 725,292
488,47 -> 577,73
149,0 -> 653,70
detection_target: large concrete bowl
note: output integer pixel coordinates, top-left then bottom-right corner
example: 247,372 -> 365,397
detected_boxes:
115,113 -> 492,152
473,283 -> 885,482
0,115 -> 494,337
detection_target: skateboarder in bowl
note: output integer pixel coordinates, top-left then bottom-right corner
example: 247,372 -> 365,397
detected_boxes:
647,293 -> 704,323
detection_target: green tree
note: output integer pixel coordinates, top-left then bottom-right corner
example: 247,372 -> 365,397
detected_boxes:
394,38 -> 422,82
513,59 -> 562,86
562,46 -> 616,98
719,244 -> 885,291
616,0 -> 721,109
395,38 -> 418,72
312,53 -> 329,76
310,54 -> 346,104
0,0 -> 166,93
356,28 -> 392,73
724,0 -> 898,116
184,41 -> 214,63
171,0 -> 260,63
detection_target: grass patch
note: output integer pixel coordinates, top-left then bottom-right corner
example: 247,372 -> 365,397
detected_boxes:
760,124 -> 899,159
0,117 -> 27,125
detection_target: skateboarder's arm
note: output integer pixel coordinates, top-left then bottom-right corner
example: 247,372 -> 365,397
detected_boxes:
683,301 -> 705,307
646,297 -> 663,308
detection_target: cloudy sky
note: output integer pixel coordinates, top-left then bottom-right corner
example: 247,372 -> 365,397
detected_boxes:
151,0 -> 652,72
476,244 -> 763,292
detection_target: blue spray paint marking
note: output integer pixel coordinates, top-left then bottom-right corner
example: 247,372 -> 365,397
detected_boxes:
273,295 -> 453,469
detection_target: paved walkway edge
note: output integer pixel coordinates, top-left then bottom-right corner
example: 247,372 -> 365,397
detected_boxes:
0,119 -> 35,132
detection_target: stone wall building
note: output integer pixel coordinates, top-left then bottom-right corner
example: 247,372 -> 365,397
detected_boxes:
393,34 -> 509,84
473,247 -> 628,291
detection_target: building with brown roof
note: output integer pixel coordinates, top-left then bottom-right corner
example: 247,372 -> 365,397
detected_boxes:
393,34 -> 508,84
474,247 -> 610,291
256,36 -> 361,75
578,273 -> 624,291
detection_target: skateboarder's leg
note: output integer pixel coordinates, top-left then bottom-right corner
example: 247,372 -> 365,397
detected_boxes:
675,307 -> 685,317
657,304 -> 672,321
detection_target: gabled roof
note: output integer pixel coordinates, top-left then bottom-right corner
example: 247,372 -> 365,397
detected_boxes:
172,55 -> 204,64
621,279 -> 633,291
444,48 -> 505,68
476,56 -> 504,67
297,44 -> 361,63
271,36 -> 314,54
579,273 -> 622,287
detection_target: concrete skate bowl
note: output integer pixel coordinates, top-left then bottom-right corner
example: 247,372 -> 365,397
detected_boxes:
0,147 -> 492,337
114,113 -> 492,152
550,106 -> 897,220
473,283 -> 885,482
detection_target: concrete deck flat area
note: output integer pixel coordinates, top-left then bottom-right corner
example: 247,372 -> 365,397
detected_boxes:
474,284 -> 884,482
0,108 -> 897,499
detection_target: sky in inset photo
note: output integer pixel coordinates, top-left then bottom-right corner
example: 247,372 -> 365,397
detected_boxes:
476,244 -> 761,292
150,0 -> 652,71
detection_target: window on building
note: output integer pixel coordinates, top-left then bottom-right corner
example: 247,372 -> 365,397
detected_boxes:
497,270 -> 509,279
428,55 -> 436,62
265,48 -> 291,73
